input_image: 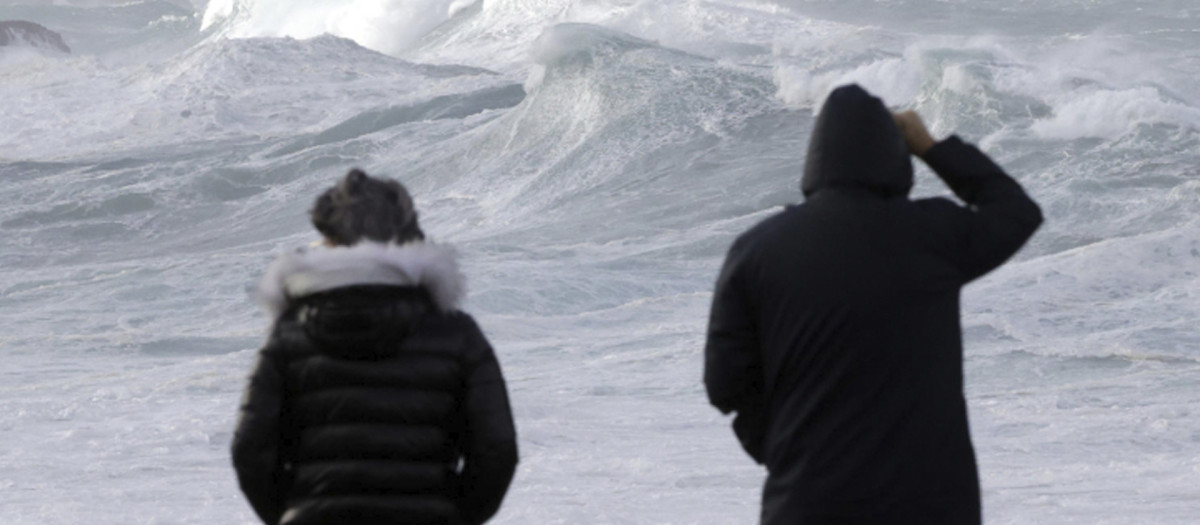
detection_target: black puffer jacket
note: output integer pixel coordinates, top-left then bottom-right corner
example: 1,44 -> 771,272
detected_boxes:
233,241 -> 518,525
704,85 -> 1042,524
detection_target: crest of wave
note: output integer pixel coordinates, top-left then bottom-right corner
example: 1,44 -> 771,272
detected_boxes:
200,0 -> 479,55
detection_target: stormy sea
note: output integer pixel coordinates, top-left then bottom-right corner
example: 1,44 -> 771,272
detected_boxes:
1,0 -> 1197,523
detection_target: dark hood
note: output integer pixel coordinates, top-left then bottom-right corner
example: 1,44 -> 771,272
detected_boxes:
801,84 -> 913,199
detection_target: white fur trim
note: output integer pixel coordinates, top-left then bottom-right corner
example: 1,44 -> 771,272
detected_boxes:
255,241 -> 465,317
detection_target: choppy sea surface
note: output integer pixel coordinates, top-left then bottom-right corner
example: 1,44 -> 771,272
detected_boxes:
1,0 -> 1198,523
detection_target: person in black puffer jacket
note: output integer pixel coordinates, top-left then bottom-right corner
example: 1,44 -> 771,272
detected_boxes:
232,169 -> 518,525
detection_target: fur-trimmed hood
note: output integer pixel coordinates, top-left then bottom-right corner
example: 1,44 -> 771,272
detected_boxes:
255,241 -> 465,318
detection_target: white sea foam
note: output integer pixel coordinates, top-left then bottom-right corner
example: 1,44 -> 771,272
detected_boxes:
774,54 -> 923,110
1031,87 -> 1200,139
202,0 -> 458,55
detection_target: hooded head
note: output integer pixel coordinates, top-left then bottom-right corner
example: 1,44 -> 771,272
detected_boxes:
801,84 -> 913,199
311,168 -> 425,246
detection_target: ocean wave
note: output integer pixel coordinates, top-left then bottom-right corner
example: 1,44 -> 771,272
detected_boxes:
963,222 -> 1200,362
1031,87 -> 1200,140
0,34 -> 500,159
422,23 -> 789,230
201,0 -> 466,55
271,83 -> 527,157
531,23 -> 666,67
774,55 -> 922,110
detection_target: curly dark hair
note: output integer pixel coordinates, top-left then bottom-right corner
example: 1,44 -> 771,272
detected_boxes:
311,169 -> 425,246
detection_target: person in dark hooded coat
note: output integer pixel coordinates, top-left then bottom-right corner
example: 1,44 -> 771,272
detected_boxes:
704,84 -> 1042,524
232,169 -> 518,525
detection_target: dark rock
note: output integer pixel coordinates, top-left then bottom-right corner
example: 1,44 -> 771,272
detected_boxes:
0,21 -> 71,54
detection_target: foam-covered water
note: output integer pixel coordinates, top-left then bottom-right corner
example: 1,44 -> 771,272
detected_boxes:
2,1 -> 1198,523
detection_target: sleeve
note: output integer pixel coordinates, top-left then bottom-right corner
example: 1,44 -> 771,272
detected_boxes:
231,346 -> 288,525
703,236 -> 767,464
456,316 -> 519,525
919,135 -> 1044,283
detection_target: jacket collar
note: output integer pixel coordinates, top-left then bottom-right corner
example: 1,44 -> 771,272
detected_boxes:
255,240 -> 465,317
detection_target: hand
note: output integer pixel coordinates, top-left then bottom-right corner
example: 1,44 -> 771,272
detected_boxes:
892,110 -> 937,157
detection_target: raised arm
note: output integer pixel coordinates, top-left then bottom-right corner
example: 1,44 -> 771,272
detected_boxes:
895,111 -> 1043,282
457,317 -> 519,525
